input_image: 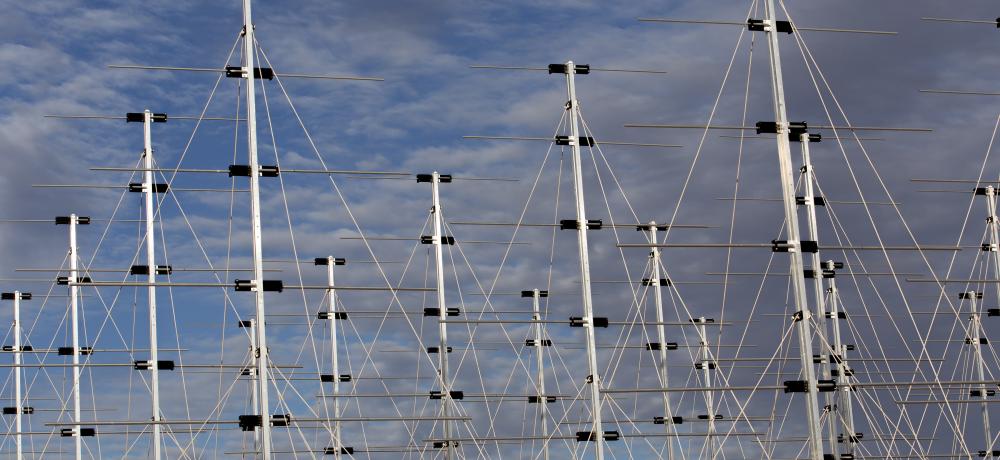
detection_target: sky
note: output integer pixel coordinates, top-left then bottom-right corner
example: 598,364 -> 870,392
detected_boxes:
1,0 -> 999,458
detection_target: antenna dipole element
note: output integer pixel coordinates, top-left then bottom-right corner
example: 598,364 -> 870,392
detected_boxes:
564,60 -> 605,460
762,1 -> 825,458
241,0 -> 273,457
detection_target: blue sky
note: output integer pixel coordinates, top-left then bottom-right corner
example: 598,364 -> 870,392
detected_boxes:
1,0 -> 1000,458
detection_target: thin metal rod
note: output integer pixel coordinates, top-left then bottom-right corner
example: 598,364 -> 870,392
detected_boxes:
637,17 -> 897,35
89,167 -> 410,176
106,64 -> 383,81
624,123 -> 931,132
719,135 -> 884,141
468,65 -> 669,74
716,196 -> 900,206
48,416 -> 472,426
920,17 -> 997,24
448,221 -> 713,229
44,115 -> 244,121
617,243 -> 960,251
32,184 -> 249,192
462,135 -> 682,148
338,236 -> 529,245
919,89 -> 1000,96
564,60 -> 604,460
71,281 -> 433,291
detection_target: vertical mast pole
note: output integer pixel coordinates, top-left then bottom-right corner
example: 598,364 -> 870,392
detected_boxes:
69,213 -> 82,460
326,256 -> 342,460
240,0 -> 272,457
248,319 -> 260,449
826,264 -> 855,456
13,290 -> 23,460
984,187 -> 999,452
647,223 -> 676,460
761,2 -> 825,458
697,317 -> 716,458
799,134 -> 836,452
142,109 -> 162,460
431,171 -> 453,459
531,288 -> 549,460
564,60 -> 605,459
969,290 -> 992,451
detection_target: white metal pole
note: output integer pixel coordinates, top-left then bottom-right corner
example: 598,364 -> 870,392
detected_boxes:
799,134 -> 836,453
241,0 -> 272,457
989,186 -> 1000,317
248,319 -> 260,450
13,291 -> 23,460
826,267 -> 855,456
431,171 -> 453,459
697,317 -> 716,459
969,289 -> 993,452
984,188 -> 999,453
531,289 -> 549,460
564,60 -> 605,459
142,109 -> 163,460
761,2 -> 825,458
647,223 -> 676,460
69,214 -> 82,460
327,256 -> 342,460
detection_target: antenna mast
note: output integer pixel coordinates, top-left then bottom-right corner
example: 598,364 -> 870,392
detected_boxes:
64,214 -> 85,460
527,288 -> 550,460
646,222 -> 677,459
430,171 -> 455,459
5,291 -> 29,460
241,0 -> 273,457
562,59 -> 605,459
976,185 -> 997,451
761,1 -> 825,457
322,256 -> 345,458
141,109 -> 163,460
798,131 -> 838,453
